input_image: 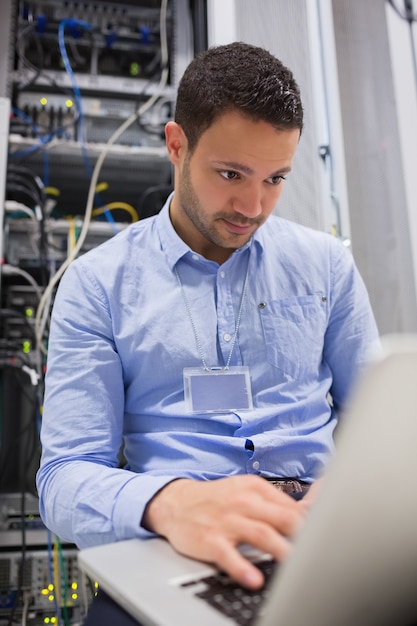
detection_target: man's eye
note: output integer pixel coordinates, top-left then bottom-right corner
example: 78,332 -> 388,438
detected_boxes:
268,175 -> 286,185
220,171 -> 239,180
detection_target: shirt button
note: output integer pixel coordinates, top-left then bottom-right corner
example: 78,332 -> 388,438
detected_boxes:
192,254 -> 199,261
223,333 -> 232,342
219,271 -> 225,278
252,461 -> 260,470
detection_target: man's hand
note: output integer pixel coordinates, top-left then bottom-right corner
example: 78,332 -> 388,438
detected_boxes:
142,475 -> 311,590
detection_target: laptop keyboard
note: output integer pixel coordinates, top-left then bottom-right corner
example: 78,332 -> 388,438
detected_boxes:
180,558 -> 277,625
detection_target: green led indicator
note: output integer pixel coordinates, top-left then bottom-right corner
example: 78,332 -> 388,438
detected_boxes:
23,341 -> 31,354
130,62 -> 139,76
25,307 -> 34,317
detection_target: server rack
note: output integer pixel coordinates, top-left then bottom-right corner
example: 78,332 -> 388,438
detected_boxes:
0,2 -> 201,623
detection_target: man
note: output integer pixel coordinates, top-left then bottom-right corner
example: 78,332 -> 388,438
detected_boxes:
37,41 -> 379,606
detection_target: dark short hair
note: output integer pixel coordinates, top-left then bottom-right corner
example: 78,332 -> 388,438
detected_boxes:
174,41 -> 304,152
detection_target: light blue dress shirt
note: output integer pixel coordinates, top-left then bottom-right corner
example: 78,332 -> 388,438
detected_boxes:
37,196 -> 379,548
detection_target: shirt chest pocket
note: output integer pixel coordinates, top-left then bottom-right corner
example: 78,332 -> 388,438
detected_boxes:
259,295 -> 327,379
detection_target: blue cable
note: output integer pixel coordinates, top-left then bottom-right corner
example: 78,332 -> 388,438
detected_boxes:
57,19 -> 91,148
57,18 -> 117,229
10,107 -> 50,186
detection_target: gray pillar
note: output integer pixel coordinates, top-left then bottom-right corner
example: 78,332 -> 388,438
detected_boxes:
332,0 -> 417,333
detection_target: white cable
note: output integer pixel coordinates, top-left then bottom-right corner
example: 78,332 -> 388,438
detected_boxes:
21,590 -> 31,626
5,201 -> 40,256
34,0 -> 170,355
5,200 -> 38,223
1,264 -> 43,301
79,569 -> 92,619
38,257 -> 56,346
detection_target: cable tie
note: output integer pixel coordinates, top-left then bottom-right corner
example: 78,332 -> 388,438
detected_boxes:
34,204 -> 43,221
22,365 -> 40,386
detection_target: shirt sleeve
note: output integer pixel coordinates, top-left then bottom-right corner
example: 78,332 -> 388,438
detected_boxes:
324,238 -> 380,411
36,257 -> 183,548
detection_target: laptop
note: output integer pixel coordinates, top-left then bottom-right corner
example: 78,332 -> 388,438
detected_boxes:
78,334 -> 417,626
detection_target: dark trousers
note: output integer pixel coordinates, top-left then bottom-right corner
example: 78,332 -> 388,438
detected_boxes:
83,590 -> 143,626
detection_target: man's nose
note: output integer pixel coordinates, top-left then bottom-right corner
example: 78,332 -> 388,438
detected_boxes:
233,185 -> 263,219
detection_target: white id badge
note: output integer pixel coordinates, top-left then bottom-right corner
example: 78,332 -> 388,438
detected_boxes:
183,366 -> 253,413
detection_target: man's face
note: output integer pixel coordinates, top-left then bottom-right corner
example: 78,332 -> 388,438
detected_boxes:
168,110 -> 300,263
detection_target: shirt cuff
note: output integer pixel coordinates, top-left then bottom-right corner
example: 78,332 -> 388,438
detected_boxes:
112,474 -> 184,540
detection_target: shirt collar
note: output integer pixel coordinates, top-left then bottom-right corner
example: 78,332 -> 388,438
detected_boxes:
156,193 -> 190,271
156,192 -> 265,270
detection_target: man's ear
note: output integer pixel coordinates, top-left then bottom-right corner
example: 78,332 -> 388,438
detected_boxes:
165,121 -> 187,165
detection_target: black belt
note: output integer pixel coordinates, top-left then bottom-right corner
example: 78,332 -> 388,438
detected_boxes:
264,477 -> 310,498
